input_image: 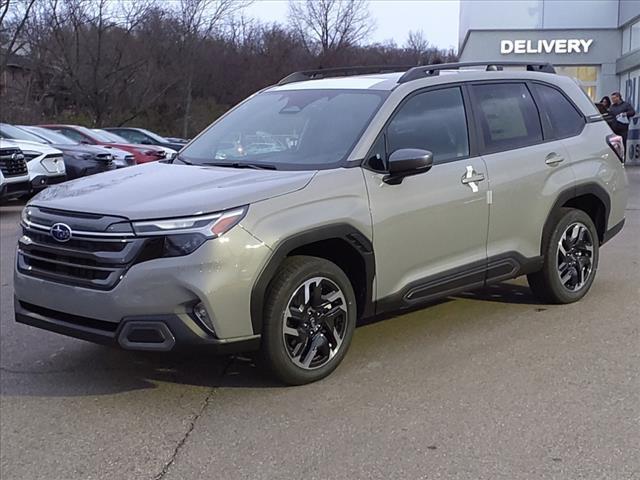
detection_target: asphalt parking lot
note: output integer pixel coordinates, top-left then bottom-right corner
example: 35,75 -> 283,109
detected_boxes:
1,168 -> 638,480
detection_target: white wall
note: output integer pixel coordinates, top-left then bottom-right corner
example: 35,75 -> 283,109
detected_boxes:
460,0 -> 621,47
542,0 -> 618,29
459,0 -> 542,46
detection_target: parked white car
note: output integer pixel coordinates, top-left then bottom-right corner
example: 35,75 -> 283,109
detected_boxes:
0,139 -> 66,193
0,141 -> 31,201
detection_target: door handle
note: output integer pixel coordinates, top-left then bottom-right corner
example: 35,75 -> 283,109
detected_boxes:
545,152 -> 565,166
461,173 -> 485,184
461,166 -> 485,192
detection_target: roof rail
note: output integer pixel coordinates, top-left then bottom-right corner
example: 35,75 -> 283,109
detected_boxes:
397,61 -> 556,84
277,65 -> 413,86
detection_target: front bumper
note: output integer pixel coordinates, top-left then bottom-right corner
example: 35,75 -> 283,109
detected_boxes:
15,299 -> 260,353
1,180 -> 31,199
30,174 -> 67,191
14,224 -> 271,346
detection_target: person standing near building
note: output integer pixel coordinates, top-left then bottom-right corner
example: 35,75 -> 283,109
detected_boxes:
609,92 -> 635,145
596,96 -> 616,130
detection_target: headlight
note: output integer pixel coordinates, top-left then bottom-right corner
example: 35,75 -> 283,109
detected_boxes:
40,155 -> 65,174
133,207 -> 247,238
132,207 -> 247,258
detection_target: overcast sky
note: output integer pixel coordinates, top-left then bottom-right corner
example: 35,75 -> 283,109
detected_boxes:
245,0 -> 461,51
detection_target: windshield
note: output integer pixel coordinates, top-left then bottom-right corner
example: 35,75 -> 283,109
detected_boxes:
91,129 -> 129,143
23,126 -> 77,145
180,89 -> 387,170
0,123 -> 48,144
139,128 -> 168,143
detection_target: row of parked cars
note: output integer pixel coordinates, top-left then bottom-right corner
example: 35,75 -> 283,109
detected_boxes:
0,124 -> 188,202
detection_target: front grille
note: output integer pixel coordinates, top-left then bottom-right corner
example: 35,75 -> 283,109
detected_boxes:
92,153 -> 114,168
0,149 -> 28,177
17,206 -> 148,290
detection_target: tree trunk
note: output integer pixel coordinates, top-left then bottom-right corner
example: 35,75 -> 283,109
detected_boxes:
182,71 -> 193,139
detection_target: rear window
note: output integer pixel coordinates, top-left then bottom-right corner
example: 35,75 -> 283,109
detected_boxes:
472,83 -> 543,153
532,83 -> 586,139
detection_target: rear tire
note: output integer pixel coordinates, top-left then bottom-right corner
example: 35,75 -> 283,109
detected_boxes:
261,256 -> 357,385
528,208 -> 599,304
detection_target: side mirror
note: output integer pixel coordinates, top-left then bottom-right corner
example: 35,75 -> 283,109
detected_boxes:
384,148 -> 433,185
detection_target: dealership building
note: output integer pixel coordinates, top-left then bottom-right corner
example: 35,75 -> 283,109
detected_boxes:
459,0 -> 640,110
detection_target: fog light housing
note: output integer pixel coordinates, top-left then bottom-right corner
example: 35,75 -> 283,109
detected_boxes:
193,302 -> 216,336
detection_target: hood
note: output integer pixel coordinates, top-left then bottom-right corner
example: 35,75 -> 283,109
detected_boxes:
0,138 -> 62,156
50,143 -> 109,156
108,142 -> 163,153
30,161 -> 316,220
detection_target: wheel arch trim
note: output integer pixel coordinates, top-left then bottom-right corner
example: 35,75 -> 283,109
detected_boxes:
541,182 -> 611,254
249,224 -> 375,335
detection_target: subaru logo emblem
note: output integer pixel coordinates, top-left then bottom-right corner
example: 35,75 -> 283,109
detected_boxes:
50,223 -> 72,242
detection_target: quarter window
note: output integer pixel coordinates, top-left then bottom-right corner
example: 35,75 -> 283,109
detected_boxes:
387,87 -> 469,164
472,83 -> 542,153
532,83 -> 585,139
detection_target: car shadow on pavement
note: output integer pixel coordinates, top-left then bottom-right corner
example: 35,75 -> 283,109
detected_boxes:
0,281 -> 541,397
0,346 -> 279,397
455,281 -> 543,305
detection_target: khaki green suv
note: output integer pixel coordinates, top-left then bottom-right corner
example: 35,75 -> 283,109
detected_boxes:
15,63 -> 628,385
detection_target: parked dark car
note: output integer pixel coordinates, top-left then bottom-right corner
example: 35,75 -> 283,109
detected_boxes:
24,126 -> 136,170
104,127 -> 187,151
39,124 -> 166,164
0,124 -> 116,180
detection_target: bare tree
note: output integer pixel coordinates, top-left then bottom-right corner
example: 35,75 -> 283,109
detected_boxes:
172,0 -> 251,137
405,29 -> 429,65
1,0 -> 457,133
0,0 -> 37,73
288,0 -> 375,60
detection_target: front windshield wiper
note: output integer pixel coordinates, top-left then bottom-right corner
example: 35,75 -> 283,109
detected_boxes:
201,161 -> 277,170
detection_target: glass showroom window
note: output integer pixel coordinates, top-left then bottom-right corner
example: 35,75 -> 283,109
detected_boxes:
631,20 -> 640,52
555,66 -> 599,101
623,25 -> 631,54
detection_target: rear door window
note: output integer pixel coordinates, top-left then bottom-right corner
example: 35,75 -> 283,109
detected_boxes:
471,83 -> 543,153
531,83 -> 586,139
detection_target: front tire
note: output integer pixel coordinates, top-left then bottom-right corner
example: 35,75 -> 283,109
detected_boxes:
528,208 -> 599,304
261,256 -> 357,385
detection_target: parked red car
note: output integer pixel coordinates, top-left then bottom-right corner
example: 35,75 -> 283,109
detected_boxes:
39,125 -> 166,164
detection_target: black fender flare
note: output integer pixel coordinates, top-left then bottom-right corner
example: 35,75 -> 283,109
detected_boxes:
540,182 -> 611,254
250,224 -> 375,335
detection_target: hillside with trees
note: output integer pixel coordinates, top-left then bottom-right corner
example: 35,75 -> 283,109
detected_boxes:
1,0 -> 457,136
